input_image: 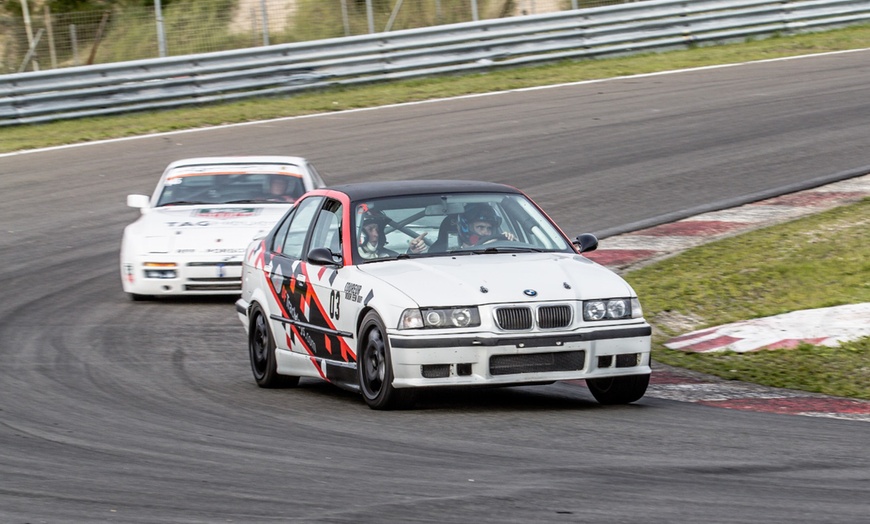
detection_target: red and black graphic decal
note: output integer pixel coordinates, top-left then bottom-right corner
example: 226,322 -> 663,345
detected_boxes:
265,253 -> 356,365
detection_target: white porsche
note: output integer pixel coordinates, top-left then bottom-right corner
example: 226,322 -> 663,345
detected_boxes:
121,156 -> 326,300
236,180 -> 652,409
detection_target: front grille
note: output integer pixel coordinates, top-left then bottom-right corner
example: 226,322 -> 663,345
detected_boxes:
598,354 -> 640,369
495,307 -> 532,330
421,364 -> 450,379
538,305 -> 572,329
616,353 -> 640,368
490,351 -> 585,376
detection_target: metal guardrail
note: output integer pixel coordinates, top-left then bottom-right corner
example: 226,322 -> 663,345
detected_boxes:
2,0 -> 869,126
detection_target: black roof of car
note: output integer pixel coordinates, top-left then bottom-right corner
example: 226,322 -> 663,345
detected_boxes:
324,180 -> 521,201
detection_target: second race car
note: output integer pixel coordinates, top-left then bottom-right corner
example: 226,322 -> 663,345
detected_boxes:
121,156 -> 326,300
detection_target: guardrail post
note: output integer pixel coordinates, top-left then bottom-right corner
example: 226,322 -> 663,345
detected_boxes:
155,0 -> 167,57
341,0 -> 350,36
260,0 -> 270,46
69,24 -> 79,66
20,0 -> 39,71
366,0 -> 375,34
45,5 -> 58,69
17,28 -> 44,73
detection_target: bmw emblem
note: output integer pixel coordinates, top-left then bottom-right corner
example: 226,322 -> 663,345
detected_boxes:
523,289 -> 537,297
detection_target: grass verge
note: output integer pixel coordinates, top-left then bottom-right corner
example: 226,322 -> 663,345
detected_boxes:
626,198 -> 870,399
2,24 -> 870,153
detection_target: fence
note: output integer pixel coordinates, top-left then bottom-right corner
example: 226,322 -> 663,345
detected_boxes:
2,0 -> 626,73
2,0 -> 869,126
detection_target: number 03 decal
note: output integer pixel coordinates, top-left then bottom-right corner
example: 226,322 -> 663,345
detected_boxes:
329,290 -> 341,320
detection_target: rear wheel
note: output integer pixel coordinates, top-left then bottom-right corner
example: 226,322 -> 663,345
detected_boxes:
586,374 -> 650,405
249,304 -> 299,388
358,311 -> 415,410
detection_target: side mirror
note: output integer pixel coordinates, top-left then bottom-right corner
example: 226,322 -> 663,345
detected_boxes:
308,247 -> 341,266
572,233 -> 598,253
127,194 -> 150,212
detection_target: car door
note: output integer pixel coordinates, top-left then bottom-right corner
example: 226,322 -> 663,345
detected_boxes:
267,195 -> 322,355
300,198 -> 360,384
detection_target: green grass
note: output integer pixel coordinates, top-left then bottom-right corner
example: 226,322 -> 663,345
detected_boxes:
3,23 -> 870,153
626,199 -> 870,399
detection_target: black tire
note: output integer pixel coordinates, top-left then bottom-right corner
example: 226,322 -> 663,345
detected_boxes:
129,293 -> 153,302
358,311 -> 415,410
586,374 -> 650,405
249,304 -> 299,388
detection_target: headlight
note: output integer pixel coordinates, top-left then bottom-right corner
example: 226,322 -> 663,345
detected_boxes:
143,262 -> 177,279
583,298 -> 638,321
399,307 -> 481,329
399,309 -> 424,329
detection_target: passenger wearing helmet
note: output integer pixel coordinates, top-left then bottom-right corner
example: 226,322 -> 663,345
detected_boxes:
457,203 -> 516,247
358,211 -> 398,259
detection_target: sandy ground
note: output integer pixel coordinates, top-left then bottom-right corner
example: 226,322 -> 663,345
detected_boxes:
227,0 -> 565,36
230,0 -> 298,35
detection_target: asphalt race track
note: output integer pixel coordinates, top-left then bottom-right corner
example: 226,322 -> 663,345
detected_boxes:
1,50 -> 869,523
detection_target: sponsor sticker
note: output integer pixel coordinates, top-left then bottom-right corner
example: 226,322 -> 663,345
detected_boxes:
195,208 -> 259,219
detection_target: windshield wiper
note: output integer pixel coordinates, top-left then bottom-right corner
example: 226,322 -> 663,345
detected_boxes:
160,200 -> 210,206
451,246 -> 545,255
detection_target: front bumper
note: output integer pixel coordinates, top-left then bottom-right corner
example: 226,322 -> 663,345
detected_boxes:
388,325 -> 651,388
122,256 -> 244,296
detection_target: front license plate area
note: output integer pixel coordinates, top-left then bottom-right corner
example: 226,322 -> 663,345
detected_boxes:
490,350 -> 585,376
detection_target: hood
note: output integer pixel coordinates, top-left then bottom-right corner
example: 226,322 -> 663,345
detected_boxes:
357,252 -> 635,306
136,205 -> 290,255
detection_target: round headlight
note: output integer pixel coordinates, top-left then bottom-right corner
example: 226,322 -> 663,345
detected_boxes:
607,299 -> 627,319
425,310 -> 445,327
451,308 -> 473,327
584,301 -> 606,321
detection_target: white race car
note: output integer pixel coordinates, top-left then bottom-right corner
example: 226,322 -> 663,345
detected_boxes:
236,180 -> 651,409
121,156 -> 326,300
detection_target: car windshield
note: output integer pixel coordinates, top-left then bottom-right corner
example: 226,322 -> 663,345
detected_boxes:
155,164 -> 306,207
352,192 -> 573,264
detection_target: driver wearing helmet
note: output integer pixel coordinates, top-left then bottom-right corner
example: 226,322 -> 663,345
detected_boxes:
264,174 -> 296,202
457,203 -> 516,247
358,211 -> 398,259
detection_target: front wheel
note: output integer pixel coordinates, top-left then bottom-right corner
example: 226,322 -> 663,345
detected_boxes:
358,311 -> 415,410
586,374 -> 650,405
249,304 -> 299,388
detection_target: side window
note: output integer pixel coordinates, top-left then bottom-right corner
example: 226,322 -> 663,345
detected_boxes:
308,199 -> 343,258
279,196 -> 323,259
307,162 -> 326,188
270,207 -> 296,254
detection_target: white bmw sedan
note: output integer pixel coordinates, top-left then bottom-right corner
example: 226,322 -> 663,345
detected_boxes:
121,156 -> 326,300
236,180 -> 651,409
